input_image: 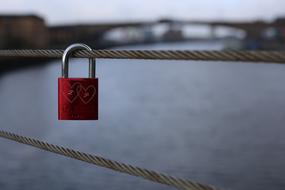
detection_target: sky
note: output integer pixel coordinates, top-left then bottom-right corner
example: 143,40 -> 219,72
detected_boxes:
1,0 -> 285,25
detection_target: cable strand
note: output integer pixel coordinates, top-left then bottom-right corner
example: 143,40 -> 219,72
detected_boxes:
0,49 -> 284,63
0,130 -> 217,190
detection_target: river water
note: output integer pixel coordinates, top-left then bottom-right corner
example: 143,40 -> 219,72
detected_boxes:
0,41 -> 285,190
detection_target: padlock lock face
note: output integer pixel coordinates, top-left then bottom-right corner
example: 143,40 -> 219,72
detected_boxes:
58,78 -> 98,120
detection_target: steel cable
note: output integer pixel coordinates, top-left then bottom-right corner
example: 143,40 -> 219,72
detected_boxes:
0,49 -> 284,63
0,130 -> 217,190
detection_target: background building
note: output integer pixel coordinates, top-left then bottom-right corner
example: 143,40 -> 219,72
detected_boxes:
0,15 -> 48,49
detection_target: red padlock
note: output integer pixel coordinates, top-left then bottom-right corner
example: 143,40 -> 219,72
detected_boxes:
58,44 -> 98,120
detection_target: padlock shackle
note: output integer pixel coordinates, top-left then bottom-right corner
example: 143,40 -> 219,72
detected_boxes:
62,43 -> 96,78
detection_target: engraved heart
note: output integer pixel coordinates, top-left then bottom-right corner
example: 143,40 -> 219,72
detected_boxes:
78,85 -> 96,104
61,82 -> 81,103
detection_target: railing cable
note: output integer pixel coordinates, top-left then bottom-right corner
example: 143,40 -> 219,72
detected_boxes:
0,130 -> 217,190
0,49 -> 284,63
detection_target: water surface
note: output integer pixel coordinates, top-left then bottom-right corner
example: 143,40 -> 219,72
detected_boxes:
0,41 -> 285,190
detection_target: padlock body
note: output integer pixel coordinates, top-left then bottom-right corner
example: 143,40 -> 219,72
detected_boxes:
58,78 -> 98,120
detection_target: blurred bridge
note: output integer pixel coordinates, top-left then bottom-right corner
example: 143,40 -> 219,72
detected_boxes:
1,15 -> 284,49
49,21 -> 155,48
160,19 -> 285,38
50,18 -> 285,48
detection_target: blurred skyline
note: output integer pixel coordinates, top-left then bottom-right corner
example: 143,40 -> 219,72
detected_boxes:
1,0 -> 285,25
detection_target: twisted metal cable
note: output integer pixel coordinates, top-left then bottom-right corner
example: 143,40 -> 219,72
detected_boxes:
0,130 -> 217,190
0,49 -> 284,63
